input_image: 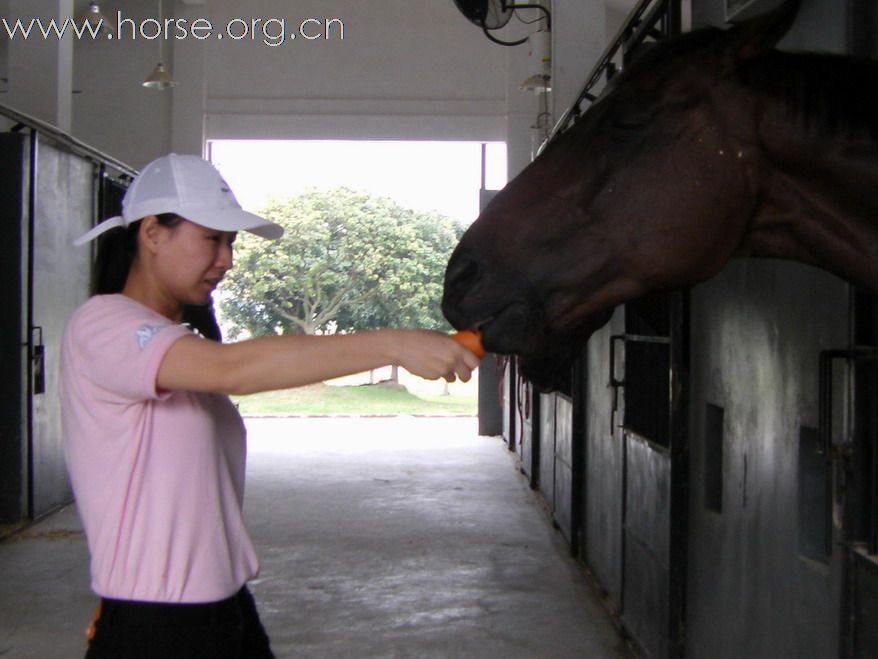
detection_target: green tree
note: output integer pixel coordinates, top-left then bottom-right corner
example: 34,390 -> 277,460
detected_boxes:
220,188 -> 464,347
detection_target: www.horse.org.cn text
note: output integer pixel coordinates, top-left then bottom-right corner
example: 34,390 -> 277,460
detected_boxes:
2,14 -> 346,47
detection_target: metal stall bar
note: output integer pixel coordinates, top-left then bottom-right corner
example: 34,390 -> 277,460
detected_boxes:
24,128 -> 37,520
547,0 -> 680,145
0,103 -> 137,179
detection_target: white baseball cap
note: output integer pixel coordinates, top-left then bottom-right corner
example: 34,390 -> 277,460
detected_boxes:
74,153 -> 284,246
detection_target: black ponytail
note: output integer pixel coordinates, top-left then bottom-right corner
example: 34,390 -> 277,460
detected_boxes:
91,221 -> 139,296
90,213 -> 223,341
91,213 -> 183,295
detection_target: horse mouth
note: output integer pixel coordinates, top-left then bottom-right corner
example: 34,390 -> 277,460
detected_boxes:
479,303 -> 615,392
469,303 -> 571,390
445,292 -> 613,391
476,301 -> 537,355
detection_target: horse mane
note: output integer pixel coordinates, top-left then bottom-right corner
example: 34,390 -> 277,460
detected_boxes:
737,50 -> 878,141
621,19 -> 878,142
625,27 -> 725,71
551,19 -> 878,160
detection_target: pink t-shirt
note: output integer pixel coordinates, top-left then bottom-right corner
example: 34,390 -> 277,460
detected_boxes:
60,294 -> 259,603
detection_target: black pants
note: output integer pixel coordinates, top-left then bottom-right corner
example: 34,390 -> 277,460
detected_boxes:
84,586 -> 275,659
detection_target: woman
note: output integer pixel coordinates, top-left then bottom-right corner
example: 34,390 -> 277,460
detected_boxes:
61,153 -> 479,658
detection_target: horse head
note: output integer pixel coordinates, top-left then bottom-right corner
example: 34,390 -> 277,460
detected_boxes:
442,1 -> 806,390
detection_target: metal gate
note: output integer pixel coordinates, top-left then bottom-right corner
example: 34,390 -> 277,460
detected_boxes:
609,291 -> 688,659
834,291 -> 878,658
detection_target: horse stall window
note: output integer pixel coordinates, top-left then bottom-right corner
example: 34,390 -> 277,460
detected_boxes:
554,366 -> 573,399
798,425 -> 830,563
622,293 -> 671,448
852,290 -> 878,555
866,360 -> 878,556
704,403 -> 724,514
848,292 -> 878,659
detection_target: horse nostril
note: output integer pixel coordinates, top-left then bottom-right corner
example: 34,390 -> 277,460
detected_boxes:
445,253 -> 482,296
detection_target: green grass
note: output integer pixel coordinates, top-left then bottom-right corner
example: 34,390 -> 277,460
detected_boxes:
233,382 -> 477,416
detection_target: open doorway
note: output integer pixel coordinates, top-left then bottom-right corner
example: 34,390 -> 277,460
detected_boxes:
208,140 -> 506,225
207,139 -> 506,417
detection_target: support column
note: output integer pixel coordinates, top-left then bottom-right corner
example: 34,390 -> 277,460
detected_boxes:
6,0 -> 74,132
504,8 -> 544,178
170,0 -> 207,156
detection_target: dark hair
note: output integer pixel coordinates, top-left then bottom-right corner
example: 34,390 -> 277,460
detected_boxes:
91,213 -> 222,341
91,213 -> 182,295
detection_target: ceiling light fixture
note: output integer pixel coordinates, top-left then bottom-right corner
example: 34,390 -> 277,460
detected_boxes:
77,2 -> 116,37
142,0 -> 177,90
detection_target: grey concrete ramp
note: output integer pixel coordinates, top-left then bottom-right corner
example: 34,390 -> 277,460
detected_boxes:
1,416 -> 631,658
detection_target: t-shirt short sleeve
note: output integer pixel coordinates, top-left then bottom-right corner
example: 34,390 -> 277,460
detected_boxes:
66,296 -> 193,403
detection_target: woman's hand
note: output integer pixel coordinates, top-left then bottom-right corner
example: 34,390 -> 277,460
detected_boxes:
158,328 -> 481,396
386,329 -> 481,383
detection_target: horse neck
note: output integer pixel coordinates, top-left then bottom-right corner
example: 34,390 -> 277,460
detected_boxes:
740,56 -> 878,294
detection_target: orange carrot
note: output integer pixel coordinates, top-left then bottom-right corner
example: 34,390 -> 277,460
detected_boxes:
452,329 -> 486,359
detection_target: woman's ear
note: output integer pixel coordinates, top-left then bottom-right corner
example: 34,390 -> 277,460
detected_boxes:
139,215 -> 162,254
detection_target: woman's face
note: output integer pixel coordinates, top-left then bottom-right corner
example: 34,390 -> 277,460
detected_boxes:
153,219 -> 236,306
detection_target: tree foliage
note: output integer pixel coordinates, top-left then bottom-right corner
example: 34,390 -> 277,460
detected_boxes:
220,188 -> 464,338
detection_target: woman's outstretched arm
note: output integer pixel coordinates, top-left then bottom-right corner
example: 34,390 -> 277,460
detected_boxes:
156,329 -> 479,396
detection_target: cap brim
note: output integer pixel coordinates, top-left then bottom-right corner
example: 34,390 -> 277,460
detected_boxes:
73,209 -> 284,246
185,208 -> 284,240
73,216 -> 126,246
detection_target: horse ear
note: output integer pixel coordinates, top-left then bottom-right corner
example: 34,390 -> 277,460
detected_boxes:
724,0 -> 802,60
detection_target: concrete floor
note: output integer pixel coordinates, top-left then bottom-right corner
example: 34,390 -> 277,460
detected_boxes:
0,416 -> 632,658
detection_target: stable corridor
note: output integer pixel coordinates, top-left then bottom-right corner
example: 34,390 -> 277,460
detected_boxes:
0,416 -> 631,658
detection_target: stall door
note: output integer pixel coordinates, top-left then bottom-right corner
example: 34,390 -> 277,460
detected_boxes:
842,291 -> 878,658
0,134 -> 28,524
29,141 -> 97,516
0,134 -> 97,521
612,291 -> 688,659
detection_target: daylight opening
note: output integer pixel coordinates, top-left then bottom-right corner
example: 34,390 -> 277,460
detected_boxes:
208,139 -> 507,416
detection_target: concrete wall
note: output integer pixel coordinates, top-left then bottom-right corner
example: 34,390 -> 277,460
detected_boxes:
686,261 -> 848,658
684,1 -> 854,656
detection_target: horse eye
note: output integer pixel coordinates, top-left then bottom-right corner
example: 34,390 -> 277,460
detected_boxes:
610,113 -> 647,130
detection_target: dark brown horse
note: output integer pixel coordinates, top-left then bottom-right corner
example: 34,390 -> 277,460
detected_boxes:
442,0 -> 878,389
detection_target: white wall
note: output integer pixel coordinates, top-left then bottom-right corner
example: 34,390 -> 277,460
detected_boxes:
1,0 -> 625,179
202,0 -> 509,143
4,0 -> 74,131
71,0 -> 174,164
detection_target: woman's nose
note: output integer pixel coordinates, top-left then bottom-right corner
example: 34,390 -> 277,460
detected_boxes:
216,241 -> 234,270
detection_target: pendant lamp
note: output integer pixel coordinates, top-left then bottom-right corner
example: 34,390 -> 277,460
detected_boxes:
77,2 -> 115,37
142,0 -> 177,89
